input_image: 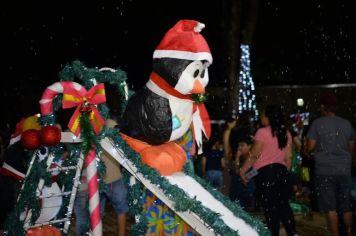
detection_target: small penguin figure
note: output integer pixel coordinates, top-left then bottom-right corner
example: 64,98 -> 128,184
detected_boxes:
121,20 -> 212,175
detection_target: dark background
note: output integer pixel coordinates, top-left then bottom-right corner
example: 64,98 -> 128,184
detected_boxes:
0,0 -> 354,128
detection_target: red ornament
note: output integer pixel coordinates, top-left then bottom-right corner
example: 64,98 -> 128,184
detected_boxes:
40,126 -> 61,147
26,225 -> 62,236
21,129 -> 41,150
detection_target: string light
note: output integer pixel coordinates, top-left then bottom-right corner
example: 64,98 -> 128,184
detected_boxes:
238,44 -> 258,119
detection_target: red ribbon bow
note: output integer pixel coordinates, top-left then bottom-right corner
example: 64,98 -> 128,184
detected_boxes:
62,83 -> 106,136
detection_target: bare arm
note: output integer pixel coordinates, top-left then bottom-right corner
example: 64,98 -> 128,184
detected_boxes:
223,129 -> 231,160
221,157 -> 226,169
293,136 -> 302,153
201,155 -> 207,177
239,140 -> 263,184
307,138 -> 316,154
234,150 -> 241,175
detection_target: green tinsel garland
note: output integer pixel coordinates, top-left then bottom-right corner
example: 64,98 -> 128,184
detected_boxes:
122,169 -> 148,235
55,144 -> 85,234
107,131 -> 270,236
59,60 -> 131,116
3,60 -> 129,235
4,152 -> 53,236
182,163 -> 269,235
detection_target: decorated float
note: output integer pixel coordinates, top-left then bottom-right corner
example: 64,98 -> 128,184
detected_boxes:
3,20 -> 269,236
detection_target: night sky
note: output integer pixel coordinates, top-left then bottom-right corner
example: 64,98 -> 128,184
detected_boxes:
0,0 -> 354,128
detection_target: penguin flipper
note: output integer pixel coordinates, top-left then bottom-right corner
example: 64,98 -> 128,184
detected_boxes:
121,87 -> 172,145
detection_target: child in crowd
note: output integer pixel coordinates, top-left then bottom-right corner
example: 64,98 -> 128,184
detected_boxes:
202,136 -> 225,191
234,134 -> 256,208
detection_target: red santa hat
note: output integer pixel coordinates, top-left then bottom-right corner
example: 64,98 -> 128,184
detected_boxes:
153,20 -> 213,64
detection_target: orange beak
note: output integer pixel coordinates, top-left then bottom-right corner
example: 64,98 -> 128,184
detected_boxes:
191,80 -> 205,94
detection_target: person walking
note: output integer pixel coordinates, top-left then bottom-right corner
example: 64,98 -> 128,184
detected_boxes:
307,92 -> 355,236
239,105 -> 298,236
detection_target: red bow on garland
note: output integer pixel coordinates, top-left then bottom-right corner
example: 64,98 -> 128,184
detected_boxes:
62,83 -> 106,136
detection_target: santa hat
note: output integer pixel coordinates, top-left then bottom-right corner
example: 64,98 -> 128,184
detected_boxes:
153,20 -> 213,64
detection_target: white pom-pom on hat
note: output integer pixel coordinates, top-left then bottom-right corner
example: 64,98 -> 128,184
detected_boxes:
194,22 -> 205,33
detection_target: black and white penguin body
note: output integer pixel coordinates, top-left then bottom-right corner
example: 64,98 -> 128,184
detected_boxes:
121,58 -> 209,145
121,86 -> 172,145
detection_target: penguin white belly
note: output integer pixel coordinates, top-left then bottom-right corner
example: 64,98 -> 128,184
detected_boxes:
168,97 -> 193,141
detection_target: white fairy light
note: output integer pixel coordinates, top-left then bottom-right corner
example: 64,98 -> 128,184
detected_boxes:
238,44 -> 258,119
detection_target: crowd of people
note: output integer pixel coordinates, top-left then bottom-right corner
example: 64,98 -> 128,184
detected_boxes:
197,92 -> 356,236
1,91 -> 355,236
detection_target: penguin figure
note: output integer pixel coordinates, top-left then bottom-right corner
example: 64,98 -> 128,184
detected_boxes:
120,20 -> 212,175
121,58 -> 209,144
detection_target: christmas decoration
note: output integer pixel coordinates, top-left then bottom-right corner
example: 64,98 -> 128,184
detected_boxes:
40,81 -> 106,236
21,129 -> 41,150
4,151 -> 53,236
10,115 -> 41,145
4,61 -> 129,236
4,51 -> 270,235
153,20 -> 212,63
22,115 -> 41,132
40,81 -> 106,136
34,182 -> 63,225
40,126 -> 61,147
107,129 -> 270,236
238,44 -> 258,118
25,225 -> 62,236
121,19 -> 212,175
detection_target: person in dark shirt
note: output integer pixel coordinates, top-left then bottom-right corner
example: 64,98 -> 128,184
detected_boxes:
307,92 -> 355,236
202,136 -> 225,191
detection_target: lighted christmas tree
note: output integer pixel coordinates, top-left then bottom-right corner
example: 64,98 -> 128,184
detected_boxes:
238,44 -> 258,119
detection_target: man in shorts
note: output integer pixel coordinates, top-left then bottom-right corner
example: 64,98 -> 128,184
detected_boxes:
307,92 -> 355,236
100,118 -> 128,236
74,118 -> 128,236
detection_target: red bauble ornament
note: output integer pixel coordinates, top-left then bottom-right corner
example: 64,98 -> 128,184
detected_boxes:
26,225 -> 62,236
40,126 -> 61,146
21,129 -> 41,150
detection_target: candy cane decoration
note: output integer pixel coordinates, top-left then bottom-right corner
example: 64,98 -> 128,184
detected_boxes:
40,81 -> 87,116
85,148 -> 102,236
39,81 -> 103,236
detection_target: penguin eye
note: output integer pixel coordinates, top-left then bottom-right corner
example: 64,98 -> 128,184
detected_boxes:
200,69 -> 205,78
193,69 -> 200,78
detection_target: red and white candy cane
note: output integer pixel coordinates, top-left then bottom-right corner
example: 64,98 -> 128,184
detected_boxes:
40,81 -> 87,116
85,148 -> 102,236
39,81 -> 103,236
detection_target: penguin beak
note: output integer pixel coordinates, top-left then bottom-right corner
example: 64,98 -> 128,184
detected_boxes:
191,80 -> 205,94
